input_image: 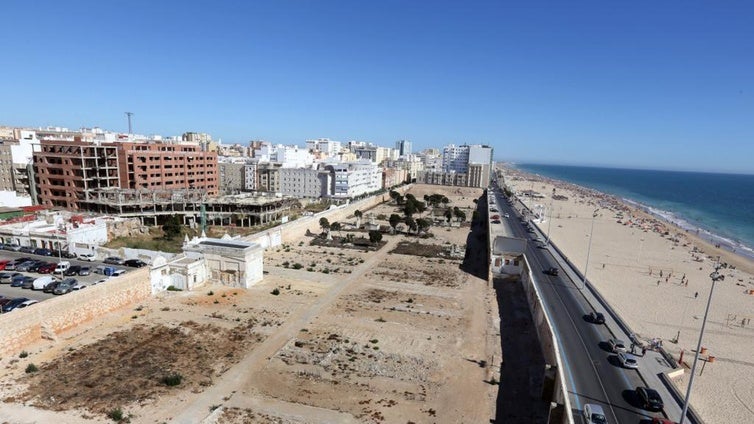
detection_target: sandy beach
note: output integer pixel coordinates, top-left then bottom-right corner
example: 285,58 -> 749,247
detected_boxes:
505,166 -> 754,423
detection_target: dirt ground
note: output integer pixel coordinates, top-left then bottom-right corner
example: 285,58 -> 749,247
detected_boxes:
0,185 -> 500,424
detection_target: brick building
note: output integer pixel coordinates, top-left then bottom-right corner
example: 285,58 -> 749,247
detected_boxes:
33,140 -> 218,211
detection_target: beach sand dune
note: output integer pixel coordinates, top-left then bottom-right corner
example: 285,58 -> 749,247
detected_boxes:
507,168 -> 754,424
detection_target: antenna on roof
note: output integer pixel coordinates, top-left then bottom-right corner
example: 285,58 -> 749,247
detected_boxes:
125,112 -> 134,135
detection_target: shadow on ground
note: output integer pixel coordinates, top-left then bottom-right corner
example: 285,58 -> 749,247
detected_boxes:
460,192 -> 490,280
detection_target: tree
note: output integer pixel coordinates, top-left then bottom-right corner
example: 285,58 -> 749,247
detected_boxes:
330,222 -> 342,237
389,214 -> 402,232
454,208 -> 466,222
404,216 -> 417,234
444,209 -> 453,222
403,201 -> 417,217
354,209 -> 363,228
162,215 -> 183,240
389,190 -> 400,203
369,230 -> 382,244
417,218 -> 431,234
319,217 -> 330,234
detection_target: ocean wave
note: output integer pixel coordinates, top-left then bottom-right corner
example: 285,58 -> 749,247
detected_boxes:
623,198 -> 754,260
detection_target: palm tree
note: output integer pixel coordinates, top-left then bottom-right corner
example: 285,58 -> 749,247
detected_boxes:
354,209 -> 363,228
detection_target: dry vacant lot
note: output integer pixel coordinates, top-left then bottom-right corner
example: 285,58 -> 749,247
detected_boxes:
0,185 -> 500,424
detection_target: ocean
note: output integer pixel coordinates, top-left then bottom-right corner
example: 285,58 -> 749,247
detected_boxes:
513,164 -> 754,260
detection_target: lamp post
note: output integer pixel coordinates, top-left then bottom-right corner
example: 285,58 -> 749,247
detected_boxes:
545,188 -> 555,245
679,259 -> 725,424
581,209 -> 600,289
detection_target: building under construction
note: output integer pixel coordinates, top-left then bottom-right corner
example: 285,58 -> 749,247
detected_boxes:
82,188 -> 297,227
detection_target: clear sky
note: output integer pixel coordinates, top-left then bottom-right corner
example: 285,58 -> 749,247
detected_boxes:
1,1 -> 753,174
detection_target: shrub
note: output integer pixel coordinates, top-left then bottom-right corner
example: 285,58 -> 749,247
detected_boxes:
25,363 -> 38,373
370,339 -> 379,344
107,408 -> 124,421
207,291 -> 214,296
375,317 -> 386,322
271,288 -> 280,295
161,373 -> 183,387
166,285 -> 182,291
292,263 -> 303,270
19,351 -> 28,358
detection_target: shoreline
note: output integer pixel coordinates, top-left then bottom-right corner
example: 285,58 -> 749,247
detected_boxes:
511,163 -> 754,264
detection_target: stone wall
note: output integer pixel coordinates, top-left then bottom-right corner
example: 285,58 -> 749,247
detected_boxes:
0,268 -> 151,357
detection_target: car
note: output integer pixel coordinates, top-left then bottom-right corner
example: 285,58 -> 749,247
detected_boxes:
5,257 -> 31,270
38,263 -> 57,274
491,220 -> 501,224
0,298 -> 11,309
64,265 -> 82,276
617,352 -> 639,369
21,276 -> 37,289
583,403 -> 607,424
0,259 -> 9,270
32,275 -> 57,290
78,266 -> 91,276
78,253 -> 97,262
93,278 -> 109,285
589,311 -> 606,324
491,208 -> 498,212
491,215 -> 500,220
637,386 -> 664,411
608,338 -> 627,353
33,248 -> 53,256
43,280 -> 62,293
2,297 -> 32,312
544,267 -> 559,276
71,281 -> 87,290
60,251 -> 78,259
4,243 -> 22,251
124,259 -> 148,268
651,417 -> 678,424
53,278 -> 76,295
504,213 -> 510,218
54,261 -> 71,274
104,256 -> 125,265
28,260 -> 49,272
15,276 -> 36,288
19,246 -> 35,254
1,272 -> 22,284
16,299 -> 39,309
15,260 -> 38,272
111,269 -> 127,277
10,274 -> 26,286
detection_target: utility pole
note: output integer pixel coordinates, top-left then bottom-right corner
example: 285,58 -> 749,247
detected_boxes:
581,209 -> 600,289
125,112 -> 134,134
545,187 -> 555,245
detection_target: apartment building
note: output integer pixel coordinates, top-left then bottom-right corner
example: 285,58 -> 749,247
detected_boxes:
327,162 -> 382,198
279,167 -> 332,198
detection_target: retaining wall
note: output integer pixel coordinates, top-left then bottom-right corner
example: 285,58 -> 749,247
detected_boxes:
0,268 -> 151,357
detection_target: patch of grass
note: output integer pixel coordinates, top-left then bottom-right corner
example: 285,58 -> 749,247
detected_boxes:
107,408 -> 124,422
19,351 -> 29,358
271,288 -> 280,296
370,339 -> 379,344
375,317 -> 386,323
25,363 -> 38,373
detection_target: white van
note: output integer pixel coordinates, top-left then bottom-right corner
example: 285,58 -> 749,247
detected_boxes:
32,276 -> 57,291
54,261 -> 71,274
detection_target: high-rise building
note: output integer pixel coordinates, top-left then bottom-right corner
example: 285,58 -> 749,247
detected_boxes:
395,139 -> 412,157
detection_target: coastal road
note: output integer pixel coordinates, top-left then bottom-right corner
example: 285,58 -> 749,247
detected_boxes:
492,190 -> 659,423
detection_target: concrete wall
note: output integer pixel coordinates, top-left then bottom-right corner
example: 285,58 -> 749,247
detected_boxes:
0,268 -> 151,357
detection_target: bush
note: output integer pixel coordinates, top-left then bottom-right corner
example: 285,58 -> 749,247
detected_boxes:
291,263 -> 303,270
25,363 -> 38,373
161,373 -> 183,387
207,291 -> 214,296
19,351 -> 28,358
166,285 -> 182,291
107,408 -> 124,421
271,288 -> 280,295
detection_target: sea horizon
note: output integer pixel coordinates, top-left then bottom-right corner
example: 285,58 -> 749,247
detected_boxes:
509,163 -> 754,261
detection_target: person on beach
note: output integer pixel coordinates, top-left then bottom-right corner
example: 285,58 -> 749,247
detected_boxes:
695,292 -> 699,299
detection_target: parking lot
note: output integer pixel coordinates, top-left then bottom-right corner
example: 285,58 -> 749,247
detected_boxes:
0,251 -> 141,305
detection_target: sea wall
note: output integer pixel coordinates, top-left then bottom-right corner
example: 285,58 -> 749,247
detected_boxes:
0,268 -> 151,357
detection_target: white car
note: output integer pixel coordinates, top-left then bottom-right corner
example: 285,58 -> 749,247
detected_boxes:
78,253 -> 97,262
17,299 -> 39,309
608,338 -> 627,353
583,403 -> 607,424
618,352 -> 639,369
71,281 -> 87,290
93,278 -> 109,285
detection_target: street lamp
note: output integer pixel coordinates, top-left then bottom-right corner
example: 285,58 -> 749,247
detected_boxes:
679,259 -> 725,424
545,188 -> 555,245
580,209 -> 600,289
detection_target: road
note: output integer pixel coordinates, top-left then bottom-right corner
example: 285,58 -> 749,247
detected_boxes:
490,188 -> 659,423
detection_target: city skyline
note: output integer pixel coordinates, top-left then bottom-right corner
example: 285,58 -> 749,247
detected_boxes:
2,1 -> 753,174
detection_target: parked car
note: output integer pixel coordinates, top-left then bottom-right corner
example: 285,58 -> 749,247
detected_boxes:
54,278 -> 77,295
78,253 -> 97,262
0,259 -> 9,270
64,265 -> 82,276
32,276 -> 57,290
637,386 -> 664,411
104,256 -> 125,265
28,261 -> 49,272
544,267 -> 559,276
5,257 -> 30,271
15,276 -> 36,288
33,248 -> 53,256
491,214 -> 500,220
504,213 -> 510,218
54,261 -> 71,274
21,276 -> 37,289
11,274 -> 26,286
111,269 -> 127,277
38,263 -> 57,274
0,272 -> 22,284
583,403 -> 607,424
2,297 -> 31,312
0,298 -> 11,309
124,259 -> 148,268
589,311 -> 606,324
16,299 -> 39,309
15,260 -> 38,272
608,338 -> 627,353
20,246 -> 35,254
617,352 -> 639,369
78,266 -> 91,276
43,280 -> 62,293
71,281 -> 87,291
4,244 -> 22,251
93,278 -> 109,285
60,251 -> 78,259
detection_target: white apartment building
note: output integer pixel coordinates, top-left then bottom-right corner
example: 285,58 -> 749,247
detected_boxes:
253,142 -> 314,168
328,161 -> 382,198
305,138 -> 342,156
442,144 -> 471,173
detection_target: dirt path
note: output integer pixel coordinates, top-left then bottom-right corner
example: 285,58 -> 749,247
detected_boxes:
163,238 -> 401,424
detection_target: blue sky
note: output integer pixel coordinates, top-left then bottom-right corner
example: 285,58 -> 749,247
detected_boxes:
1,1 -> 753,173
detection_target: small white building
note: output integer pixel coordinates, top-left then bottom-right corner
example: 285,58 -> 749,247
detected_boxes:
492,236 -> 527,277
0,212 -> 108,255
182,235 -> 264,288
